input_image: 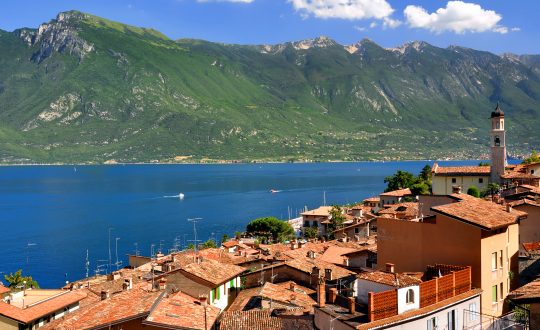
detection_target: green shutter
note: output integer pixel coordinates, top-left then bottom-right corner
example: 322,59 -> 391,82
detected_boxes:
230,279 -> 235,288
492,285 -> 497,302
217,286 -> 221,300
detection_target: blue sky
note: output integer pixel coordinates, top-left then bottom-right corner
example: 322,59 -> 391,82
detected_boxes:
0,0 -> 537,54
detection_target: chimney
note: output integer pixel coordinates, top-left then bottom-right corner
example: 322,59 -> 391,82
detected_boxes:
311,266 -> 320,277
199,295 -> 208,306
325,268 -> 333,281
100,290 -> 110,301
307,250 -> 315,259
506,204 -> 513,213
290,282 -> 296,292
348,297 -> 356,314
290,240 -> 297,250
123,278 -> 133,291
317,277 -> 326,308
452,185 -> 462,194
386,263 -> 395,273
343,256 -> 349,267
329,288 -> 337,304
299,241 -> 306,248
159,279 -> 167,290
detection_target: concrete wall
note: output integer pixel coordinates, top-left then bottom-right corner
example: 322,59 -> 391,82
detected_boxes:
514,204 -> 540,245
0,315 -> 18,330
210,276 -> 241,310
432,175 -> 489,195
355,279 -> 393,305
397,286 -> 420,314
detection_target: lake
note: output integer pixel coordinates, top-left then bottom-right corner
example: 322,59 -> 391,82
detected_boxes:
0,160 -> 480,288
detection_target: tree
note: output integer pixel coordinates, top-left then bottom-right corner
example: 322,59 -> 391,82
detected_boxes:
186,243 -> 195,250
4,270 -> 39,290
419,165 -> 432,182
478,161 -> 490,166
201,240 -> 217,249
467,186 -> 480,198
303,227 -> 319,239
327,205 -> 345,240
221,234 -> 229,244
523,151 -> 540,164
246,217 -> 294,243
410,182 -> 430,195
384,170 -> 416,192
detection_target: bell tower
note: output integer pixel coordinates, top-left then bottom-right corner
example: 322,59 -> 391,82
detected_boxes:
490,103 -> 506,183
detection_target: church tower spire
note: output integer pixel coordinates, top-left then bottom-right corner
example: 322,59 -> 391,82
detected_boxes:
490,102 -> 506,183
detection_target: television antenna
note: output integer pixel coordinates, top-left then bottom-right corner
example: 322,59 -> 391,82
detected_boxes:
134,243 -> 140,257
108,227 -> 114,272
187,218 -> 203,254
114,238 -> 122,270
150,244 -> 156,258
85,250 -> 90,278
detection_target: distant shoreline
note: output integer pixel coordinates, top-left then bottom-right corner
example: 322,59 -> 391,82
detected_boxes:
0,158 -> 491,167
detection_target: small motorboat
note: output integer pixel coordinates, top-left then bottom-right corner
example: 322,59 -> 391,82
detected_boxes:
270,189 -> 280,193
178,193 -> 185,200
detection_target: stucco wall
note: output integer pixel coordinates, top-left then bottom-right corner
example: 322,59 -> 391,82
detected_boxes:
432,175 -> 489,195
397,286 -> 420,314
355,279 -> 393,305
514,204 -> 540,245
0,315 -> 18,330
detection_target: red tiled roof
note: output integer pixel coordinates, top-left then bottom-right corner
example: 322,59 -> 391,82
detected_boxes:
42,284 -> 162,330
380,188 -> 412,197
431,198 -> 527,230
222,241 -> 241,248
179,259 -> 245,287
319,246 -> 358,265
284,249 -> 354,280
301,206 -> 333,217
522,242 -> 540,253
378,202 -> 419,219
509,278 -> 540,302
0,285 -> 9,295
219,310 -> 314,330
433,165 -> 491,176
143,291 -> 221,329
363,197 -> 380,203
357,271 -> 422,288
509,199 -> 540,208
0,290 -> 86,324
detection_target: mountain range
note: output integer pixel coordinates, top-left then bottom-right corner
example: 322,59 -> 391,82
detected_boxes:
0,11 -> 539,163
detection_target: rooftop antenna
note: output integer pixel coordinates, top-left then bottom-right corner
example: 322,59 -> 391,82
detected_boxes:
159,240 -> 164,254
85,250 -> 90,279
108,227 -> 114,272
150,244 -> 156,258
188,218 -> 203,255
323,191 -> 327,206
134,242 -> 140,257
115,238 -> 122,270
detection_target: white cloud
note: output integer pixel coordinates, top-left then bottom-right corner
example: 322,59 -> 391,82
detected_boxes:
382,17 -> 401,29
197,0 -> 254,3
404,1 -> 507,34
369,22 -> 378,28
288,0 -> 394,20
511,27 -> 521,32
354,25 -> 367,32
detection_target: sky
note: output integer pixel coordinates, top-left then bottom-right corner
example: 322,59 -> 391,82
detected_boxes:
0,0 -> 537,54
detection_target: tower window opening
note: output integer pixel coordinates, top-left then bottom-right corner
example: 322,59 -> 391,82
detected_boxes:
494,136 -> 500,147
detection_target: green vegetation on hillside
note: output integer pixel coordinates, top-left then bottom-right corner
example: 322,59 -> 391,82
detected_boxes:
0,11 -> 539,163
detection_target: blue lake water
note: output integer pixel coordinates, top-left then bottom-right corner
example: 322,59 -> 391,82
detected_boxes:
0,160 -> 480,288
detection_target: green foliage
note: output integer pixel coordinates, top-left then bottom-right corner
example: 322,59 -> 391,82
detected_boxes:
0,13 -> 539,163
327,205 -> 345,240
523,151 -> 540,164
3,269 -> 40,290
186,243 -> 195,250
246,217 -> 294,243
384,164 -> 432,195
478,161 -> 490,166
200,239 -> 217,249
221,234 -> 229,244
384,170 -> 416,192
303,227 -> 319,239
467,186 -> 480,198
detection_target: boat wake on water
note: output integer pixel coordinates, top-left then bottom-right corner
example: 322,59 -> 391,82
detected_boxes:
163,193 -> 185,200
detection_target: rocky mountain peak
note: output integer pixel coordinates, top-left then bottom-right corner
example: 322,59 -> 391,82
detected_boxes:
387,40 -> 430,55
17,11 -> 94,63
292,35 -> 337,50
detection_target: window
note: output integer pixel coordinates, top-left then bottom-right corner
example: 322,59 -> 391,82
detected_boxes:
496,122 -> 500,129
427,317 -> 437,330
495,136 -> 500,146
499,250 -> 503,269
492,285 -> 498,303
491,252 -> 497,270
303,221 -> 309,227
229,279 -> 235,288
452,178 -> 457,184
500,282 -> 504,300
354,227 -> 360,234
469,302 -> 478,321
447,309 -> 456,330
532,170 -> 535,175
479,178 -> 483,184
406,289 -> 415,304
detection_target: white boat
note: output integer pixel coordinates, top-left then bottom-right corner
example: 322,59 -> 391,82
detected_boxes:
178,193 -> 185,200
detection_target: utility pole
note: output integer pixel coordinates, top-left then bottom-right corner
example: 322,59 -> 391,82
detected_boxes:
115,238 -> 121,270
108,227 -> 114,272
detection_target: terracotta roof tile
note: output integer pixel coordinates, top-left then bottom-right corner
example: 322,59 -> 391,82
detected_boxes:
431,198 -> 527,230
0,290 -> 86,324
509,278 -> 540,301
378,202 -> 419,219
42,284 -> 162,330
319,246 -> 359,265
433,165 -> 491,176
362,197 -> 380,203
301,206 -> 333,217
219,310 -> 314,330
380,188 -> 412,197
357,271 -> 422,288
0,285 -> 9,295
179,259 -> 245,287
143,291 -> 221,329
522,242 -> 540,253
283,250 -> 354,280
